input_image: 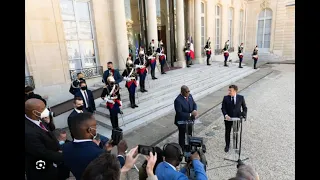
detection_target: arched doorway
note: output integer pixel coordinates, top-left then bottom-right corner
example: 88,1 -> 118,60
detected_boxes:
256,9 -> 272,52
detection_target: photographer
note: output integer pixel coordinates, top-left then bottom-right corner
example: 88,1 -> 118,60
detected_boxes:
139,146 -> 163,180
174,85 -> 198,150
155,143 -> 207,180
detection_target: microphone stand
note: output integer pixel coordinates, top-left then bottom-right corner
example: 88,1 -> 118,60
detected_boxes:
224,116 -> 249,165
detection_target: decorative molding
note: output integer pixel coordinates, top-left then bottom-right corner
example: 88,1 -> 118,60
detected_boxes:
260,0 -> 270,9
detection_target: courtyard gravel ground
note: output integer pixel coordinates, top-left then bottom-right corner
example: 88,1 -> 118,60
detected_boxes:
149,64 -> 295,180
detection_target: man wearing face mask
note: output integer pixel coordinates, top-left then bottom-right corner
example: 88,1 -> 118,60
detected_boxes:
74,81 -> 96,113
62,112 -> 114,180
25,86 -> 47,105
25,98 -> 63,180
67,97 -> 87,139
102,62 -> 123,85
222,40 -> 230,67
69,72 -> 86,95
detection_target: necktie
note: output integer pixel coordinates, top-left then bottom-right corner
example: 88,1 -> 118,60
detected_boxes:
185,97 -> 188,101
231,97 -> 235,106
84,91 -> 89,106
39,122 -> 48,132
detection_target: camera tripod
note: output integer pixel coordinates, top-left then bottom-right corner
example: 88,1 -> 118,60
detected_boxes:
224,116 -> 249,164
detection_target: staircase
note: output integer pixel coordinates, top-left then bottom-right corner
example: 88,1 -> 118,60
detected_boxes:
242,52 -> 282,62
93,62 -> 257,133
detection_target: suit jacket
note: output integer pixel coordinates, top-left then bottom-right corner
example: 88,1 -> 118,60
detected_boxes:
62,141 -> 104,180
102,69 -> 123,84
155,160 -> 207,180
74,90 -> 96,112
25,117 -> 63,180
221,94 -> 247,118
174,94 -> 197,126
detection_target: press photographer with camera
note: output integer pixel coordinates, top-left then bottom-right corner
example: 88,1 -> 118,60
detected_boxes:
174,85 -> 198,150
155,143 -> 207,180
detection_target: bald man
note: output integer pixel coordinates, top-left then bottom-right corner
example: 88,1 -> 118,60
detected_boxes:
174,85 -> 198,150
25,99 -> 64,180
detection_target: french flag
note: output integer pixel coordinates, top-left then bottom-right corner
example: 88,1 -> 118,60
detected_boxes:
190,36 -> 195,59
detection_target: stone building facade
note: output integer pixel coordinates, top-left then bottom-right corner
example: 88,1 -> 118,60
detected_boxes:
25,0 -> 295,102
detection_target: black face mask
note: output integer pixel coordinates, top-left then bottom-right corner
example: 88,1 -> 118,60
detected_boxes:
76,105 -> 83,110
81,86 -> 87,90
108,68 -> 112,70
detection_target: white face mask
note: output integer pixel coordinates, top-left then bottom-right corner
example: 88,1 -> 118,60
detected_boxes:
59,141 -> 65,145
33,108 -> 50,119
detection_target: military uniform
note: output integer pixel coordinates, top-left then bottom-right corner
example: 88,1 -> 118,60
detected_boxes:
122,59 -> 139,108
252,46 -> 259,69
156,40 -> 167,74
134,47 -> 149,92
183,41 -> 191,67
222,40 -> 230,67
238,43 -> 244,68
148,40 -> 158,79
204,38 -> 212,66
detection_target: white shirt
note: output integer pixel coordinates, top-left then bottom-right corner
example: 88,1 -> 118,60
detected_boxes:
164,161 -> 176,171
81,90 -> 89,107
74,108 -> 83,113
25,114 -> 41,128
231,94 -> 237,105
73,138 -> 92,143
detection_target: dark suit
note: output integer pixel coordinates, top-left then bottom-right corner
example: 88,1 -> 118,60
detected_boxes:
221,94 -> 247,147
67,109 -> 87,139
25,117 -> 63,180
62,141 -> 104,180
174,94 -> 197,149
74,90 -> 96,113
102,69 -> 122,84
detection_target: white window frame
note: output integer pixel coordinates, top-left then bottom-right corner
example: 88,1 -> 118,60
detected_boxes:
215,5 -> 221,50
256,8 -> 273,51
60,0 -> 99,71
239,10 -> 244,45
228,7 -> 234,48
201,2 -> 206,55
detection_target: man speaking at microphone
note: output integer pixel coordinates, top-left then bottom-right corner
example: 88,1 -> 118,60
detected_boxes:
221,85 -> 247,153
174,85 -> 198,150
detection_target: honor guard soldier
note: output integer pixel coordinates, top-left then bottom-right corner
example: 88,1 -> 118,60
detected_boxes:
204,38 -> 212,66
148,39 -> 158,80
69,72 -> 86,95
222,40 -> 230,67
101,76 -> 123,131
102,62 -> 123,85
156,40 -> 167,74
184,40 -> 191,68
135,46 -> 149,92
252,46 -> 259,69
122,58 -> 139,108
238,43 -> 244,68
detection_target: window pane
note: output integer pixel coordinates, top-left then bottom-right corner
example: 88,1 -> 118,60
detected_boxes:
216,6 -> 220,16
201,3 -> 204,13
69,59 -> 82,70
79,21 -> 93,39
63,21 -> 77,40
264,40 -> 270,48
201,27 -> 204,36
67,41 -> 81,59
80,40 -> 95,57
266,9 -> 272,17
201,17 -> 204,26
259,10 -> 265,19
60,0 -> 75,21
201,37 -> 204,47
76,2 -> 90,21
83,58 -> 97,68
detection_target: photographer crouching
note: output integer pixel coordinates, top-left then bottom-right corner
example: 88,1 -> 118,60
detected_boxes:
155,143 -> 207,180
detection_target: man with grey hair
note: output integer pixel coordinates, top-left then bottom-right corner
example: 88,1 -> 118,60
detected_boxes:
228,164 -> 259,180
174,85 -> 198,150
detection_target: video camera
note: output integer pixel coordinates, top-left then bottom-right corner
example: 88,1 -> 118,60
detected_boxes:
184,136 -> 207,164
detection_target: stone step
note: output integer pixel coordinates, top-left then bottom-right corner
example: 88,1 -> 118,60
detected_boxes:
95,65 -> 256,130
96,66 -> 233,117
98,65 -> 230,109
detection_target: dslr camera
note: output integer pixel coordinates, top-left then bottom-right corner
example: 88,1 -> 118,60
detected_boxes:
184,136 -> 207,170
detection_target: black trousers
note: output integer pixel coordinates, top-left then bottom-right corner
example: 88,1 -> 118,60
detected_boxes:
128,91 -> 136,105
239,58 -> 243,67
178,124 -> 193,150
206,54 -> 211,64
160,63 -> 164,73
224,120 -> 233,147
253,59 -> 257,68
151,67 -> 155,78
109,110 -> 119,129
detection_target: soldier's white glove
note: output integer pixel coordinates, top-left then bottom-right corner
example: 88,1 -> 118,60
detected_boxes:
111,96 -> 117,100
107,100 -> 114,104
136,81 -> 139,87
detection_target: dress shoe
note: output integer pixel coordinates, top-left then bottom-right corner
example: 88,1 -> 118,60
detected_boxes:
161,72 -> 166,74
143,89 -> 148,92
116,127 -> 123,131
224,64 -> 228,67
187,65 -> 191,68
207,64 -> 211,66
134,104 -> 138,107
154,77 -> 158,79
224,146 -> 229,153
119,110 -> 123,114
131,105 -> 135,109
239,66 -> 243,68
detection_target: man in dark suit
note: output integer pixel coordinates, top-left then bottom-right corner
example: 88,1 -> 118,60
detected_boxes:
74,81 -> 96,113
102,61 -> 123,85
69,72 -> 86,95
68,97 -> 87,138
25,98 -> 63,180
62,112 -> 114,180
174,85 -> 198,150
221,85 -> 247,152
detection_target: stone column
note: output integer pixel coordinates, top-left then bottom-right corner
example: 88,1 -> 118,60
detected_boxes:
194,0 -> 202,63
174,0 -> 186,67
146,0 -> 158,48
112,0 -> 129,70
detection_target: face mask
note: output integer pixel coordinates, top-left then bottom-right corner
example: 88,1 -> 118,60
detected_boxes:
76,105 -> 83,110
89,127 -> 97,139
59,141 -> 65,145
81,86 -> 87,90
33,108 -> 50,119
226,42 -> 229,45
108,68 -> 112,70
